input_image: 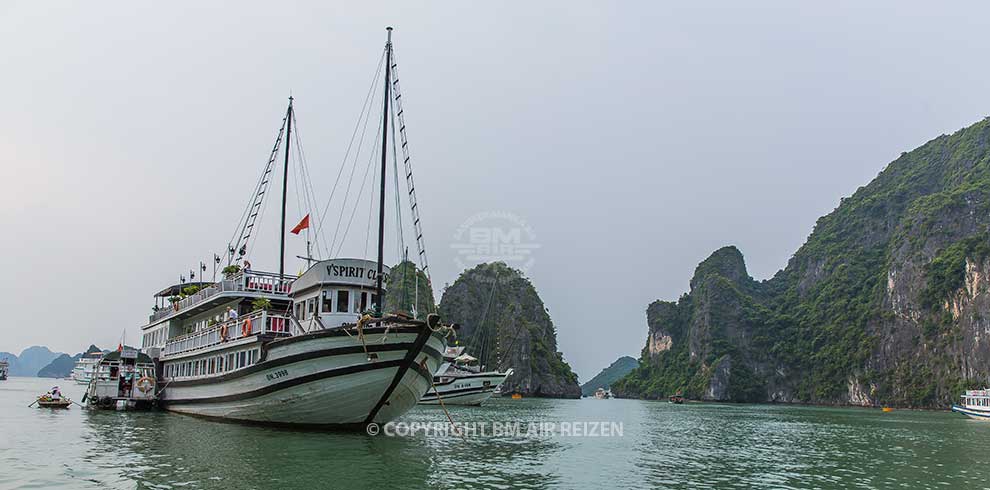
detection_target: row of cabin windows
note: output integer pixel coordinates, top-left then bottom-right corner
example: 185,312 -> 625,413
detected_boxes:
296,290 -> 377,320
142,328 -> 166,348
191,307 -> 242,334
967,397 -> 990,407
165,348 -> 260,379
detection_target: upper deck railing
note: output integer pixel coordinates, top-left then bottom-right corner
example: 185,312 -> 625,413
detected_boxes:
150,270 -> 293,323
161,309 -> 292,357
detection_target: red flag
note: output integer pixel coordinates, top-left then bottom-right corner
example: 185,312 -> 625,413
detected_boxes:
290,214 -> 310,235
117,343 -> 122,352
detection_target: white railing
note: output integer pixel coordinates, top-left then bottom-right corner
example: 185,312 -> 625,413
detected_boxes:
150,271 -> 293,322
161,310 -> 291,357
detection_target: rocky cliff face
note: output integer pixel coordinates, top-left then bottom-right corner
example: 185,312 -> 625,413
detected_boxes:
439,262 -> 580,398
615,118 -> 990,408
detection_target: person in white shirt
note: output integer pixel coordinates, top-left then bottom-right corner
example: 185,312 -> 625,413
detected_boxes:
227,306 -> 239,321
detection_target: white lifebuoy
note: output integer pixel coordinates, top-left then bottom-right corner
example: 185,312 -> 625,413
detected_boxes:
136,376 -> 155,394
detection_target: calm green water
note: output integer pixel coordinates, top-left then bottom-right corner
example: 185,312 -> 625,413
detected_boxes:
2,376 -> 989,489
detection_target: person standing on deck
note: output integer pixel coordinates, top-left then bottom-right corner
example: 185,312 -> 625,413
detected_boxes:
227,306 -> 238,322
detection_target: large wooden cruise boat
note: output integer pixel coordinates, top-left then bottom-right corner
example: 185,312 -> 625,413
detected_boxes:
140,28 -> 450,428
142,259 -> 449,426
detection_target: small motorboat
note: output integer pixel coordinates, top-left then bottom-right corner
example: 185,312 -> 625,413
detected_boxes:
36,395 -> 72,409
952,389 -> 990,420
668,395 -> 685,404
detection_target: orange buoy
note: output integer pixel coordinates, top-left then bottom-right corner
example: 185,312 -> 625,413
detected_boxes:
511,393 -> 522,400
882,407 -> 894,412
242,317 -> 252,337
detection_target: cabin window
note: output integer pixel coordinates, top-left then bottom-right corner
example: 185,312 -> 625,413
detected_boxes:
307,298 -> 316,316
238,351 -> 246,368
337,290 -> 350,313
322,290 -> 333,313
218,356 -> 224,372
371,294 -> 380,312
295,303 -> 303,320
209,358 -> 215,374
228,353 -> 235,370
360,292 -> 369,313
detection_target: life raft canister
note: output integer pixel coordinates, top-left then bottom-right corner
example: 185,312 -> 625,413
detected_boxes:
242,317 -> 252,337
136,376 -> 155,394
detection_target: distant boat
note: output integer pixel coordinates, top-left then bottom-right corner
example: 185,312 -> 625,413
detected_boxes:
71,352 -> 103,385
0,359 -> 8,381
594,387 -> 611,400
668,394 -> 685,404
420,347 -> 513,406
951,389 -> 990,420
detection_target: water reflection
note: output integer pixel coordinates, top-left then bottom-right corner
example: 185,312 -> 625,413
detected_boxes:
6,377 -> 990,489
81,410 -> 440,489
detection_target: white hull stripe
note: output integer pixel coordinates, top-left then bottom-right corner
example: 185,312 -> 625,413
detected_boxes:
165,342 -> 441,388
421,386 -> 495,400
164,359 -> 406,405
952,405 -> 990,419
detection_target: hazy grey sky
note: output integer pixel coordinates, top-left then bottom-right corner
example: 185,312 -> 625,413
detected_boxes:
2,1 -> 989,379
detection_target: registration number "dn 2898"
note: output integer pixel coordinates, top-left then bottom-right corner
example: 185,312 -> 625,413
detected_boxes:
266,369 -> 289,381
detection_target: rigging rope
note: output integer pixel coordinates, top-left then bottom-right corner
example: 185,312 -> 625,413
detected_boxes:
291,109 -> 328,260
333,129 -> 381,258
470,269 -> 500,370
328,91 -> 383,256
224,111 -> 288,267
316,49 -> 386,247
389,48 -> 433,299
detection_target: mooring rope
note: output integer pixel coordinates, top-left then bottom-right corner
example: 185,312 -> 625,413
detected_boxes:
423,358 -> 465,441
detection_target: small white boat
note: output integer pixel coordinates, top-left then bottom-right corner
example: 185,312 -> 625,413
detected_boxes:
0,359 -> 8,380
420,347 -> 512,406
71,352 -> 102,385
85,349 -> 158,410
951,389 -> 990,419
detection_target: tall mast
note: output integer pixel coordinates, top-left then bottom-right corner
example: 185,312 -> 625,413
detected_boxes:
279,96 -> 294,282
375,27 -> 393,316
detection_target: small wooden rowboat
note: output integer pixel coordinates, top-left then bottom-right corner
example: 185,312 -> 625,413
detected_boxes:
36,396 -> 72,409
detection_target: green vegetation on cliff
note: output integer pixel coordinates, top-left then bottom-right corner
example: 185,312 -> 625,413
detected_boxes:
384,260 -> 436,317
615,118 -> 990,408
439,262 -> 580,398
581,356 -> 638,396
